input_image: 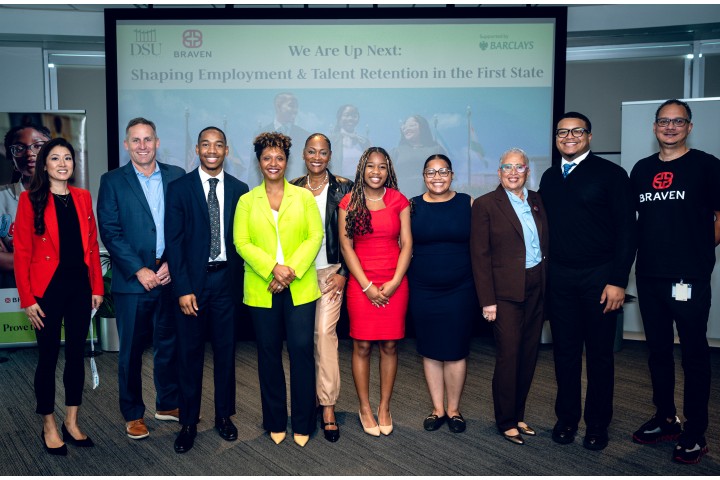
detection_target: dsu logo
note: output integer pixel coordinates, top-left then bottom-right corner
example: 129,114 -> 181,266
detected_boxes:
183,30 -> 203,49
652,172 -> 673,190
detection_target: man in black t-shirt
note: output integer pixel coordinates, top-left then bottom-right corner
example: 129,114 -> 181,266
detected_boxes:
630,99 -> 720,465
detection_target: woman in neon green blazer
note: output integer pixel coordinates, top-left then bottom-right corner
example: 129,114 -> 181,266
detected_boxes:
234,132 -> 323,448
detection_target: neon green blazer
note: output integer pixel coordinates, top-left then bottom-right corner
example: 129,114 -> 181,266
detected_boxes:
233,179 -> 324,308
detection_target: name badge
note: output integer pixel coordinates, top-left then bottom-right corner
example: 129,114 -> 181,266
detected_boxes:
672,281 -> 691,301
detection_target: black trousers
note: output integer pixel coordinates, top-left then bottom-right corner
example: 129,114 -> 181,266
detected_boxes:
636,276 -> 711,441
34,267 -> 91,415
176,266 -> 236,425
249,290 -> 316,435
548,261 -> 618,430
492,263 -> 544,432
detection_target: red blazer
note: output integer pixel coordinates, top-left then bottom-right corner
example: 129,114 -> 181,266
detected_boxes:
14,186 -> 103,308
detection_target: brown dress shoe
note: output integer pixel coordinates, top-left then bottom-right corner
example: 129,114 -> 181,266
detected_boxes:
126,418 -> 150,439
155,408 -> 180,422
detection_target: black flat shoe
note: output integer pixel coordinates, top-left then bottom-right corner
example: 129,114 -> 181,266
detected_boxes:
583,429 -> 609,451
320,419 -> 340,443
423,413 -> 447,431
61,424 -> 94,447
502,430 -> 525,445
215,417 -> 238,442
41,431 -> 67,456
552,423 -> 577,445
174,424 -> 197,454
448,415 -> 466,433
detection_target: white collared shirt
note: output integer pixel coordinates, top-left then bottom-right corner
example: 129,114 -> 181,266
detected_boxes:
198,168 -> 226,262
560,150 -> 590,176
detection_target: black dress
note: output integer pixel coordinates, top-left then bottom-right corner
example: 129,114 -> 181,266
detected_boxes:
408,192 -> 477,361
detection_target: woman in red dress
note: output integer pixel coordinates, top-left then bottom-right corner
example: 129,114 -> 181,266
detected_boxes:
339,146 -> 412,436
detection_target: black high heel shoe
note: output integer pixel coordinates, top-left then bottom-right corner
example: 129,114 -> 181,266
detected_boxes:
41,431 -> 67,456
61,424 -> 94,447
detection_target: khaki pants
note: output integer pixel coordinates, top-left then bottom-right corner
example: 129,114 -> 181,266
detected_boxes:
314,264 -> 342,405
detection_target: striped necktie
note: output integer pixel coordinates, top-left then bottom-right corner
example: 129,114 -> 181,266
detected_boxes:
562,162 -> 576,178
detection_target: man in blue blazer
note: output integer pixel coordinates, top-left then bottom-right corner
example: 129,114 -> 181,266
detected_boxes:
97,118 -> 185,440
164,126 -> 249,453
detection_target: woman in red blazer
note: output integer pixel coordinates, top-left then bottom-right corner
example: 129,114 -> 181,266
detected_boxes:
14,138 -> 103,456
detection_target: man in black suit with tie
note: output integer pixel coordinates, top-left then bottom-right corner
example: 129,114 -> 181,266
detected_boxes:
539,112 -> 636,451
165,126 -> 249,453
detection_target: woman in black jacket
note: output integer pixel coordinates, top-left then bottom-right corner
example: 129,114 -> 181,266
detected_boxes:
290,133 -> 353,442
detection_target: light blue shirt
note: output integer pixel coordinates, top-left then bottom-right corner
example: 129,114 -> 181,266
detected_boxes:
505,187 -> 541,268
132,162 -> 165,258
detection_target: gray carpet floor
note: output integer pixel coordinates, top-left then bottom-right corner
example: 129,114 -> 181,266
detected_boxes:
0,336 -> 717,476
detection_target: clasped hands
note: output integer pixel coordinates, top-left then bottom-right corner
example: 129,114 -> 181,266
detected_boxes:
136,262 -> 172,291
269,264 -> 296,294
364,280 -> 399,308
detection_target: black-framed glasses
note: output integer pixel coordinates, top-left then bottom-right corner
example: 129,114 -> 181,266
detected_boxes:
555,127 -> 589,138
9,141 -> 46,157
499,164 -> 528,173
655,117 -> 690,127
424,168 -> 452,178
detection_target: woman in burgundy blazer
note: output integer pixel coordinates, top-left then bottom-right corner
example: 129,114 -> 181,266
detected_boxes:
14,138 -> 103,456
470,148 -> 549,446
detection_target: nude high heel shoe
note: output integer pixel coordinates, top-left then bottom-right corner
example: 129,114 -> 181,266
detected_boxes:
270,431 -> 286,444
359,411 -> 380,437
293,433 -> 310,447
378,409 -> 393,436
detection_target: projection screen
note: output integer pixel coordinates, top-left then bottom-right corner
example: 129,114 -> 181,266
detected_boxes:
105,7 -> 567,199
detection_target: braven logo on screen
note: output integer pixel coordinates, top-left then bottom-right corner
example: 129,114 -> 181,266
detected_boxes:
130,29 -> 162,56
175,29 -> 212,58
183,30 -> 203,48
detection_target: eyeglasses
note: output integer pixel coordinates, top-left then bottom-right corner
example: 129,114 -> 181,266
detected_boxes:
555,127 -> 589,138
655,117 -> 690,127
499,164 -> 528,173
10,141 -> 46,157
423,168 -> 452,178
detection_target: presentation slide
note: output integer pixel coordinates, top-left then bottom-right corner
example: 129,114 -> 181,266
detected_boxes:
109,10 -> 564,198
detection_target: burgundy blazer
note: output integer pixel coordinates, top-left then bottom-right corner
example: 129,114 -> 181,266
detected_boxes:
470,184 -> 548,307
14,186 -> 103,308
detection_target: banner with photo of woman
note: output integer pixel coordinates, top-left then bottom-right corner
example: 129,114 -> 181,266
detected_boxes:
0,111 -> 90,347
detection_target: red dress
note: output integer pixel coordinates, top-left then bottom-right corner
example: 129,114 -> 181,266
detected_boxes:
339,187 -> 410,340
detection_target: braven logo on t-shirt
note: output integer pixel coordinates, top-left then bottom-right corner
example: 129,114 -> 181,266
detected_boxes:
652,172 -> 673,189
639,172 -> 685,202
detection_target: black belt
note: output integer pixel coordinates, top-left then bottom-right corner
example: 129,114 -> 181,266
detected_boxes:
207,262 -> 228,272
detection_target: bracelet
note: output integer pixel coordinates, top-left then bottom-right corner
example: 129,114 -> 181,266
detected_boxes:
362,281 -> 373,292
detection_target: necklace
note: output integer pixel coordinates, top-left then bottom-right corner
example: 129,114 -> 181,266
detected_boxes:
306,171 -> 328,191
365,187 -> 386,202
53,192 -> 70,208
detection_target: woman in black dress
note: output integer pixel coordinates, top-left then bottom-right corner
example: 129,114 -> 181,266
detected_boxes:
408,154 -> 476,433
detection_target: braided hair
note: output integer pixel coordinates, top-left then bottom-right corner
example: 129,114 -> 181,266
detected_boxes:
344,146 -> 399,239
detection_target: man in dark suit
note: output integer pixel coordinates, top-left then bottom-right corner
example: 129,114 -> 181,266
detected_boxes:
97,117 -> 185,439
471,148 -> 548,446
539,112 -> 636,451
165,126 -> 249,453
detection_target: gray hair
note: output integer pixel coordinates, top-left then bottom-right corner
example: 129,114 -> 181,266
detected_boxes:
499,147 -> 529,166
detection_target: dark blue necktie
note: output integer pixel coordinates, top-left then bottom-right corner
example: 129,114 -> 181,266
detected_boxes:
562,162 -> 576,178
